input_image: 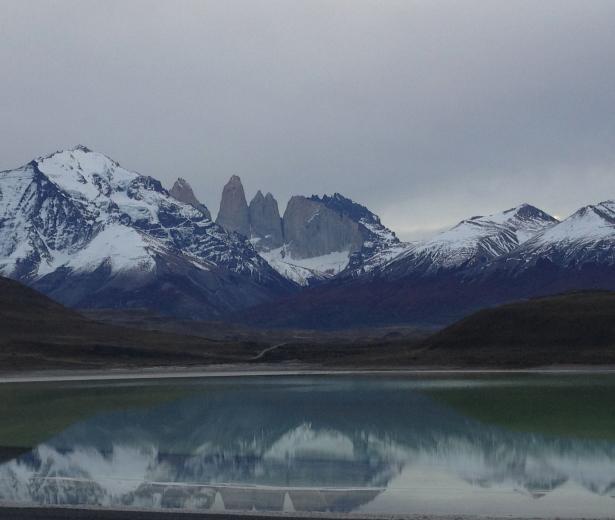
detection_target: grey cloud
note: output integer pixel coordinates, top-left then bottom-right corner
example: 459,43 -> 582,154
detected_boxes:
1,0 -> 614,240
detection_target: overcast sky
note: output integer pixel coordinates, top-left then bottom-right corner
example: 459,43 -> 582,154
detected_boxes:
1,1 -> 615,239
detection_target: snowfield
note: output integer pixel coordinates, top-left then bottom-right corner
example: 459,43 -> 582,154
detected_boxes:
260,246 -> 351,286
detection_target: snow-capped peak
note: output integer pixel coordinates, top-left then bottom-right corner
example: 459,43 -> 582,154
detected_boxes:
427,203 -> 556,251
71,144 -> 93,153
0,148 -> 292,310
382,203 -> 557,276
34,147 -> 138,204
532,200 -> 615,244
502,199 -> 615,268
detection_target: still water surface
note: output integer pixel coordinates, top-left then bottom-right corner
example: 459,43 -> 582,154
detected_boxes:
0,373 -> 614,517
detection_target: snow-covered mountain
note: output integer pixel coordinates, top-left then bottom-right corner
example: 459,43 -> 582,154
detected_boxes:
0,146 -> 294,318
243,199 -> 615,329
380,204 -> 558,278
3,145 -> 615,326
490,200 -> 615,273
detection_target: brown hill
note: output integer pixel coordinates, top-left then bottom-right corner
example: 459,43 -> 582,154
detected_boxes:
0,276 -> 428,371
0,276 -> 263,371
4,275 -> 615,370
420,291 -> 615,366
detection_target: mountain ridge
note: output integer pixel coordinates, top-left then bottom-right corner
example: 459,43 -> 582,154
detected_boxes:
0,147 -> 295,319
214,177 -> 408,285
2,146 -> 615,327
237,200 -> 615,329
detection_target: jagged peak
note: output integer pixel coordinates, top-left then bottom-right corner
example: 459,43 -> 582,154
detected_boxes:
456,204 -> 556,229
227,174 -> 243,186
250,191 -> 278,207
308,192 -> 381,225
217,174 -> 250,236
504,202 -> 532,211
565,199 -> 615,222
251,190 -> 265,202
71,144 -> 93,153
34,146 -> 121,170
168,177 -> 211,220
308,192 -> 353,204
502,203 -> 557,222
332,192 -> 351,202
173,177 -> 189,187
516,199 -> 615,252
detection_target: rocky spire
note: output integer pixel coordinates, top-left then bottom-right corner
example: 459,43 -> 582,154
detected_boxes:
216,175 -> 251,237
169,177 -> 211,220
249,191 -> 284,250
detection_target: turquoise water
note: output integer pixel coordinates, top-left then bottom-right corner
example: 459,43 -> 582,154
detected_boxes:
0,373 -> 614,517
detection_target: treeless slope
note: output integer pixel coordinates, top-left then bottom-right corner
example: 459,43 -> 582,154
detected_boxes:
0,276 -> 263,371
0,276 -> 428,371
421,291 -> 615,366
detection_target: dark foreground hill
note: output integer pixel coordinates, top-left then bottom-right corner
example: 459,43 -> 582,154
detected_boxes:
0,276 -> 272,370
420,291 -> 615,366
4,275 -> 615,370
0,276 -> 428,371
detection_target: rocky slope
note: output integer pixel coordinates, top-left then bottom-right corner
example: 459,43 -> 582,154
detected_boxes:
169,177 -> 211,219
0,147 -> 294,318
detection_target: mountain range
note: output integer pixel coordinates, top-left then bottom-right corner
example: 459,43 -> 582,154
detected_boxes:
1,146 -> 615,327
0,147 -> 293,319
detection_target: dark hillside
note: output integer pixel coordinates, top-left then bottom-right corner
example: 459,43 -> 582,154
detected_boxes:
420,291 -> 615,366
0,276 -> 263,370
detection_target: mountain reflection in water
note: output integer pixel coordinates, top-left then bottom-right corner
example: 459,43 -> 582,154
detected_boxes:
0,376 -> 614,517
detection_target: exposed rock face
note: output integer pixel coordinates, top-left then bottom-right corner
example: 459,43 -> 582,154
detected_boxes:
169,177 -> 211,220
248,191 -> 284,250
216,175 -> 251,237
256,192 -> 406,286
282,196 -> 363,259
314,194 -> 407,277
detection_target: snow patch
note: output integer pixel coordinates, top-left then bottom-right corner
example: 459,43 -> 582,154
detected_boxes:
67,225 -> 157,273
260,246 -> 350,286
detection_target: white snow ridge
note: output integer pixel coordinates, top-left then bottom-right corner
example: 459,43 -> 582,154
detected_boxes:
383,203 -> 558,275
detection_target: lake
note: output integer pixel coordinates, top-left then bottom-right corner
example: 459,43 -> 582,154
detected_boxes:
0,372 -> 614,517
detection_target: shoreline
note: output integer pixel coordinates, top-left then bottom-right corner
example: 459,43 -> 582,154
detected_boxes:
2,364 -> 615,383
0,504 -> 608,520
